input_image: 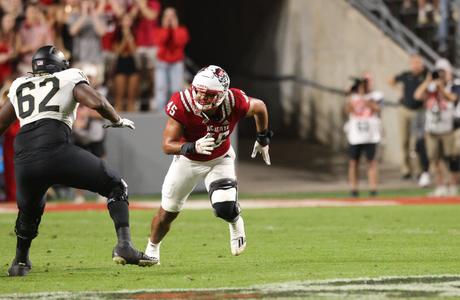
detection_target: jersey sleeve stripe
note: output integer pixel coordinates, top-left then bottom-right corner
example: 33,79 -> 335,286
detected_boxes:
224,96 -> 231,117
179,91 -> 191,112
184,89 -> 195,111
228,90 -> 235,108
242,93 -> 249,104
218,105 -> 226,123
74,80 -> 89,87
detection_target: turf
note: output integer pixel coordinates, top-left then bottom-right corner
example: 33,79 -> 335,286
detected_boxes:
1,205 -> 460,295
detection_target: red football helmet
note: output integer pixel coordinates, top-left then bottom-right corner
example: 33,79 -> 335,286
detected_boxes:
191,65 -> 230,110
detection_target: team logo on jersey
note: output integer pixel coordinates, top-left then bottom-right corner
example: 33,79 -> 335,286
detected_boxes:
207,124 -> 229,133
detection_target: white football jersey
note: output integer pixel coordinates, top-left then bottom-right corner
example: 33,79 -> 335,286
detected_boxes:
8,68 -> 89,128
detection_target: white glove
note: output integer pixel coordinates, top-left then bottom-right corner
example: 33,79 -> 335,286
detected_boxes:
251,141 -> 271,165
103,118 -> 135,130
195,134 -> 215,155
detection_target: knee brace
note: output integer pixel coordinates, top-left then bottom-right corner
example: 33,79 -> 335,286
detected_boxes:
209,178 -> 240,222
107,179 -> 129,205
449,157 -> 460,172
15,211 -> 42,240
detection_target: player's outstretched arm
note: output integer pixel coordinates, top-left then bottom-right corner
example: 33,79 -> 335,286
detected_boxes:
246,98 -> 273,165
73,83 -> 135,129
162,117 -> 214,155
0,101 -> 17,136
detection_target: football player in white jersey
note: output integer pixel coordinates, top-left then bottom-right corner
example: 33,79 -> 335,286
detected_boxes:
0,45 -> 157,276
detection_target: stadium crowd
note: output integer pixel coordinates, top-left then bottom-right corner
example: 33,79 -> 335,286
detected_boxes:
0,0 -> 190,202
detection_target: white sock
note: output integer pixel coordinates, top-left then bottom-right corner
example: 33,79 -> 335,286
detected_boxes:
145,239 -> 161,259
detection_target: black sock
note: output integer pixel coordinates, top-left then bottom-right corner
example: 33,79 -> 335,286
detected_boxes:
116,226 -> 132,245
108,200 -> 130,229
15,237 -> 32,263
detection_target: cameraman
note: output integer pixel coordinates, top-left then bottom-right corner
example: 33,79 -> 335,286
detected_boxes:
389,54 -> 429,185
414,59 -> 458,196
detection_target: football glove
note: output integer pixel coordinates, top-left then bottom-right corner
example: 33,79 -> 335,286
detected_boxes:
251,129 -> 273,165
103,118 -> 135,130
194,134 -> 215,155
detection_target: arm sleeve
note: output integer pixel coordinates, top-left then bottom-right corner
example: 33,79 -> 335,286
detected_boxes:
394,72 -> 405,83
155,28 -> 169,45
62,68 -> 90,86
172,27 -> 189,47
164,93 -> 187,125
230,88 -> 251,120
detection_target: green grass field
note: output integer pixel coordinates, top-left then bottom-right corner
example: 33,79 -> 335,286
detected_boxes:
1,204 -> 460,298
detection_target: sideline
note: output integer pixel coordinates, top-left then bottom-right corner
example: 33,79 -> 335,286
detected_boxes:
1,197 -> 460,214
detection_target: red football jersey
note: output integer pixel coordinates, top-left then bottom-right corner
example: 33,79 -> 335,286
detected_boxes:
165,88 -> 251,161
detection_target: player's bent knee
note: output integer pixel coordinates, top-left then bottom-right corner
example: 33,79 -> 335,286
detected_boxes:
107,179 -> 128,205
209,178 -> 240,222
15,211 -> 42,240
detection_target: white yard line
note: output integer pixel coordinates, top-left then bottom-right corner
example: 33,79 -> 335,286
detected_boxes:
2,275 -> 460,299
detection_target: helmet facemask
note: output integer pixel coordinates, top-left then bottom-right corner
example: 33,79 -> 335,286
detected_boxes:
192,85 -> 225,111
191,65 -> 230,112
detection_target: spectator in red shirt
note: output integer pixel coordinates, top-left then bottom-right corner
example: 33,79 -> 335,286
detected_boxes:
132,0 -> 160,110
154,7 -> 189,110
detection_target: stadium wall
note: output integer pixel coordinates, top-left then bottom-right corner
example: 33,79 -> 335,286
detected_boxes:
231,0 -> 411,165
104,112 -> 237,195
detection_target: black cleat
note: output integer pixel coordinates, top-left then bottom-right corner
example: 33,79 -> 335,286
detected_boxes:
8,258 -> 32,277
112,243 -> 158,267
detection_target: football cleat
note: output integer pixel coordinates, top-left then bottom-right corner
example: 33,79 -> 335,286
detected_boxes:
112,243 -> 158,267
229,216 -> 246,256
8,258 -> 32,277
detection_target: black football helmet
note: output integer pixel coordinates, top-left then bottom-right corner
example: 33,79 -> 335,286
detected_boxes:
32,45 -> 69,74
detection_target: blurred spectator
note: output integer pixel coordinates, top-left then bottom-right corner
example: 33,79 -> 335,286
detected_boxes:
72,105 -> 107,203
100,0 -> 125,84
418,0 -> 440,25
16,3 -> 52,75
0,14 -> 17,85
113,14 -> 139,112
43,0 -> 70,58
436,0 -> 450,55
414,58 -> 458,196
154,7 -> 189,110
67,0 -> 106,83
344,76 -> 382,197
72,64 -> 107,203
132,0 -> 160,111
0,0 -> 23,20
0,82 -> 18,202
389,54 -> 430,185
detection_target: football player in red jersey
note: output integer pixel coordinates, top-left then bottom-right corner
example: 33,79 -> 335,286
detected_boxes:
145,65 -> 272,262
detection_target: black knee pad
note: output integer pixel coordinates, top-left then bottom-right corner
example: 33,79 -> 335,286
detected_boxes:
209,178 -> 239,222
107,179 -> 129,205
449,157 -> 460,172
212,201 -> 240,223
15,211 -> 42,240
